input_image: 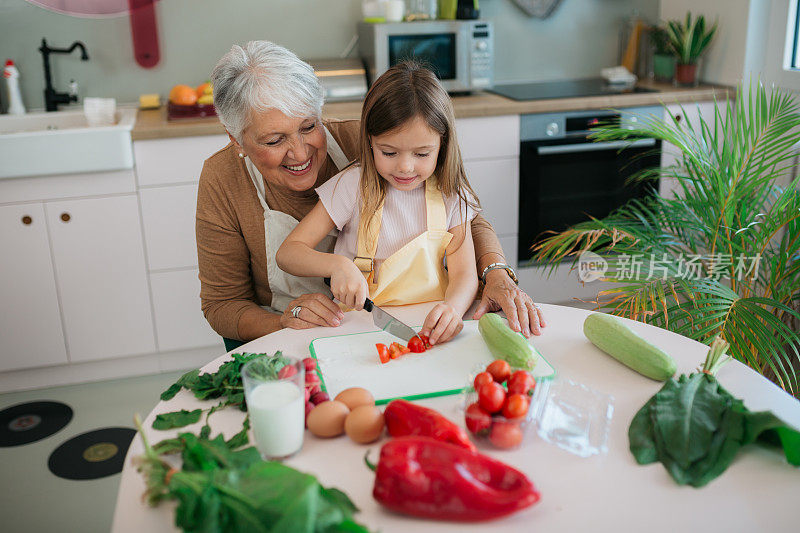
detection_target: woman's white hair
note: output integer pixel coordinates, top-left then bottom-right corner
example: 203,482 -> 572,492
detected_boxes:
211,41 -> 324,143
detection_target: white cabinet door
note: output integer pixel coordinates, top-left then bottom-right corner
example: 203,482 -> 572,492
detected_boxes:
456,115 -> 519,160
46,195 -> 156,362
464,157 -> 519,237
140,184 -> 199,270
150,269 -> 221,352
0,203 -> 67,371
134,135 -> 230,187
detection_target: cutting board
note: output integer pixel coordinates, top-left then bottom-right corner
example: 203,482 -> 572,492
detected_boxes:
309,320 -> 556,405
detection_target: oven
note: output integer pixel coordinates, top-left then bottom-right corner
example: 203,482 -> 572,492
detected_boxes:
518,105 -> 662,264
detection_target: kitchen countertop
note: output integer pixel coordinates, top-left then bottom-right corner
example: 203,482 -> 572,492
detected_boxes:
131,81 -> 732,141
112,302 -> 798,532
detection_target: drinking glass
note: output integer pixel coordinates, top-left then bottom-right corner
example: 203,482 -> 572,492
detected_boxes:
241,355 -> 305,461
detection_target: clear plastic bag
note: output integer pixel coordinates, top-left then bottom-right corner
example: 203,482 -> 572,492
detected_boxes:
530,377 -> 614,457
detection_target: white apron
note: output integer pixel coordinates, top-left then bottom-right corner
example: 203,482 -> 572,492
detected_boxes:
245,126 -> 349,313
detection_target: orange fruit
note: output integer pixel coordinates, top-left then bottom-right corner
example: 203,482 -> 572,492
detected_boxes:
196,82 -> 212,98
169,84 -> 197,106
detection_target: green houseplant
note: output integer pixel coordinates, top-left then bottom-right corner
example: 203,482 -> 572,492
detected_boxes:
665,12 -> 717,85
532,82 -> 800,397
650,25 -> 675,82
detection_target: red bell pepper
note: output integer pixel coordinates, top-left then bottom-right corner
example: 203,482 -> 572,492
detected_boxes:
383,399 -> 476,451
371,436 -> 540,521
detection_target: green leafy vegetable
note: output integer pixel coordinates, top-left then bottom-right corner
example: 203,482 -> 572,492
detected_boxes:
133,416 -> 368,533
153,352 -> 286,431
152,409 -> 202,430
629,337 -> 800,487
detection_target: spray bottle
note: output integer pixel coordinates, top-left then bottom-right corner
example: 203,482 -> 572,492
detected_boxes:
3,60 -> 26,115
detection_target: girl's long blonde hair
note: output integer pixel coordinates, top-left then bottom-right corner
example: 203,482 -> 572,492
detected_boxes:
357,61 -> 480,246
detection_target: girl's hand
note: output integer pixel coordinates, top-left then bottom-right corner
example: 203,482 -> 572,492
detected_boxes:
329,258 -> 369,310
420,303 -> 464,345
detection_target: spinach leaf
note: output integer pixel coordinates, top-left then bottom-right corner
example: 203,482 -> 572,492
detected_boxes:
152,409 -> 202,430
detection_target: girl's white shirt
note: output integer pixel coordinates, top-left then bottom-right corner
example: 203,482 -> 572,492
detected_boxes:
315,165 -> 479,277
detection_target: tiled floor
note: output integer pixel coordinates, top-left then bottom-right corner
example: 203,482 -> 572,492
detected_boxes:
0,371 -> 185,533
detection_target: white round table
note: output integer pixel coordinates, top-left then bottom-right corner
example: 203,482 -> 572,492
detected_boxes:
112,303 -> 800,532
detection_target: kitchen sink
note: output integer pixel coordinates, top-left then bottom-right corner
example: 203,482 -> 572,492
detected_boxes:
0,107 -> 136,179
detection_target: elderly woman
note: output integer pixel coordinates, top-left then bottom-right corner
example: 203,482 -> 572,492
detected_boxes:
197,41 -> 545,351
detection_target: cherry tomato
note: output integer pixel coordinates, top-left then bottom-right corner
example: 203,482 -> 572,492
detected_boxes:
376,343 -> 390,364
507,370 -> 536,396
486,360 -> 511,383
310,391 -> 330,405
302,357 -> 317,372
478,381 -> 506,413
388,343 -> 402,359
418,334 -> 432,348
489,420 -> 524,449
277,364 -> 297,379
407,336 -> 426,353
465,402 -> 492,435
502,393 -> 530,419
473,371 -> 494,391
305,372 -> 321,387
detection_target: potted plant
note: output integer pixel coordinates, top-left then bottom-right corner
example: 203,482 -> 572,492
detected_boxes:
665,12 -> 717,85
649,25 -> 674,82
532,83 -> 800,398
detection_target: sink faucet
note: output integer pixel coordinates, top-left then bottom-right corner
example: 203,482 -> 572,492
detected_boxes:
38,38 -> 89,112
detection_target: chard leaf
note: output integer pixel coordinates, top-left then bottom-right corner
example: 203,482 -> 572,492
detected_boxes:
152,409 -> 202,430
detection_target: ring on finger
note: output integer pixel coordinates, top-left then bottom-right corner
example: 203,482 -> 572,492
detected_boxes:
290,305 -> 302,319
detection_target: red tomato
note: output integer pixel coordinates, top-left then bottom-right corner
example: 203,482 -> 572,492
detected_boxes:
489,420 -> 524,449
418,334 -> 431,348
278,364 -> 297,379
407,336 -> 426,353
388,343 -> 402,359
305,372 -> 320,387
507,370 -> 536,396
486,360 -> 511,383
478,381 -> 506,413
376,343 -> 390,364
502,393 -> 530,419
465,402 -> 492,435
473,371 -> 494,391
302,357 -> 317,372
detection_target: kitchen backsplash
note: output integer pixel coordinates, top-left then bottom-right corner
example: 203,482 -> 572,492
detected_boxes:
0,0 -> 657,111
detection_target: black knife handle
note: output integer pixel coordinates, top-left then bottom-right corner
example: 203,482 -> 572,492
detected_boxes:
323,277 -> 374,311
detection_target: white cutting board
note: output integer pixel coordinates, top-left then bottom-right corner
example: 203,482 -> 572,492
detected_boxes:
309,319 -> 556,404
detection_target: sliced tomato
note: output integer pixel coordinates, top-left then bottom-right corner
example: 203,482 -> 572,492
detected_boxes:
390,342 -> 410,356
407,336 -> 426,353
388,343 -> 402,359
418,334 -> 432,348
376,343 -> 390,364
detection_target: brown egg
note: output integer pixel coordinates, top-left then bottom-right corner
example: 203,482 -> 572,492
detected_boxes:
334,387 -> 375,410
306,400 -> 350,438
344,405 -> 385,444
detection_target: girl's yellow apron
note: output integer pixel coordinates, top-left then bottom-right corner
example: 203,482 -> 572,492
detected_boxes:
354,178 -> 452,306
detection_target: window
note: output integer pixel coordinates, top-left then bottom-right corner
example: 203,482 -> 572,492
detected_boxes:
790,0 -> 800,69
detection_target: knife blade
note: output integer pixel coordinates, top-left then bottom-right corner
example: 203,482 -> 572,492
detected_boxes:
323,278 -> 417,342
363,299 -> 418,343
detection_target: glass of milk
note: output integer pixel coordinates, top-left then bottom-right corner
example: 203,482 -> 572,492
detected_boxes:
242,355 -> 305,461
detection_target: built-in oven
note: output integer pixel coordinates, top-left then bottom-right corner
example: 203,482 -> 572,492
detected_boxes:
518,105 -> 662,264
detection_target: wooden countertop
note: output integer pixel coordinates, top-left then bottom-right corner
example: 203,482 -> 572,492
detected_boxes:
132,81 -> 732,141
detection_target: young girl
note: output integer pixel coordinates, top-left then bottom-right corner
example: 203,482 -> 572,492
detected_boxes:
276,61 -> 480,345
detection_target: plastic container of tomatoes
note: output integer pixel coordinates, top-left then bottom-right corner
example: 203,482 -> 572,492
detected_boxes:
462,360 -> 539,450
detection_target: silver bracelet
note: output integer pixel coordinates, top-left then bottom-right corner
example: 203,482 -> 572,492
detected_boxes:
480,262 -> 519,285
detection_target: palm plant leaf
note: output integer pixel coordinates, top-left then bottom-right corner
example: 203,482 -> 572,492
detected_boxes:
533,81 -> 800,396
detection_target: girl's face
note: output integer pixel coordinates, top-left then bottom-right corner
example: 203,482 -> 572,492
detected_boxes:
231,107 -> 326,192
370,115 -> 441,191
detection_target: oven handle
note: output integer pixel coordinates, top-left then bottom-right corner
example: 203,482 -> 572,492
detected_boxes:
536,138 -> 656,155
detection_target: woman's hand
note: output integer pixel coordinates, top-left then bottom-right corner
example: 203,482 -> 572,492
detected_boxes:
420,303 -> 464,345
329,259 -> 369,310
280,292 -> 344,330
472,270 -> 546,337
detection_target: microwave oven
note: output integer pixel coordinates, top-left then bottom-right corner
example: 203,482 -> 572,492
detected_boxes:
358,20 -> 494,93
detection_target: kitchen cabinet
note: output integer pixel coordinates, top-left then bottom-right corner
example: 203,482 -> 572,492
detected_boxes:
140,184 -> 199,271
149,269 -> 220,352
0,203 -> 68,371
45,195 -> 156,362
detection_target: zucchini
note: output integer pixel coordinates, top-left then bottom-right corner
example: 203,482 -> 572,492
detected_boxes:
478,313 -> 539,370
583,313 -> 676,381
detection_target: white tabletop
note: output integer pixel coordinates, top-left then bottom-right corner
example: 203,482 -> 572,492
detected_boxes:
112,303 -> 800,532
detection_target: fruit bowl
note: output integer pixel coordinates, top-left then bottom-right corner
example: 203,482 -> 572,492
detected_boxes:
462,360 -> 538,450
167,101 -> 217,121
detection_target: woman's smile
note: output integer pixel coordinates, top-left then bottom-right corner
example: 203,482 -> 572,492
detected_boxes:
282,156 -> 314,175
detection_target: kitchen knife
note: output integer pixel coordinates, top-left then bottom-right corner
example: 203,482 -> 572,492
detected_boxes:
324,278 -> 417,342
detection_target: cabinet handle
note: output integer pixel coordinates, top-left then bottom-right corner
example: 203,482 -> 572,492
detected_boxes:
21,215 -> 32,225
60,213 -> 71,223
674,114 -> 682,123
